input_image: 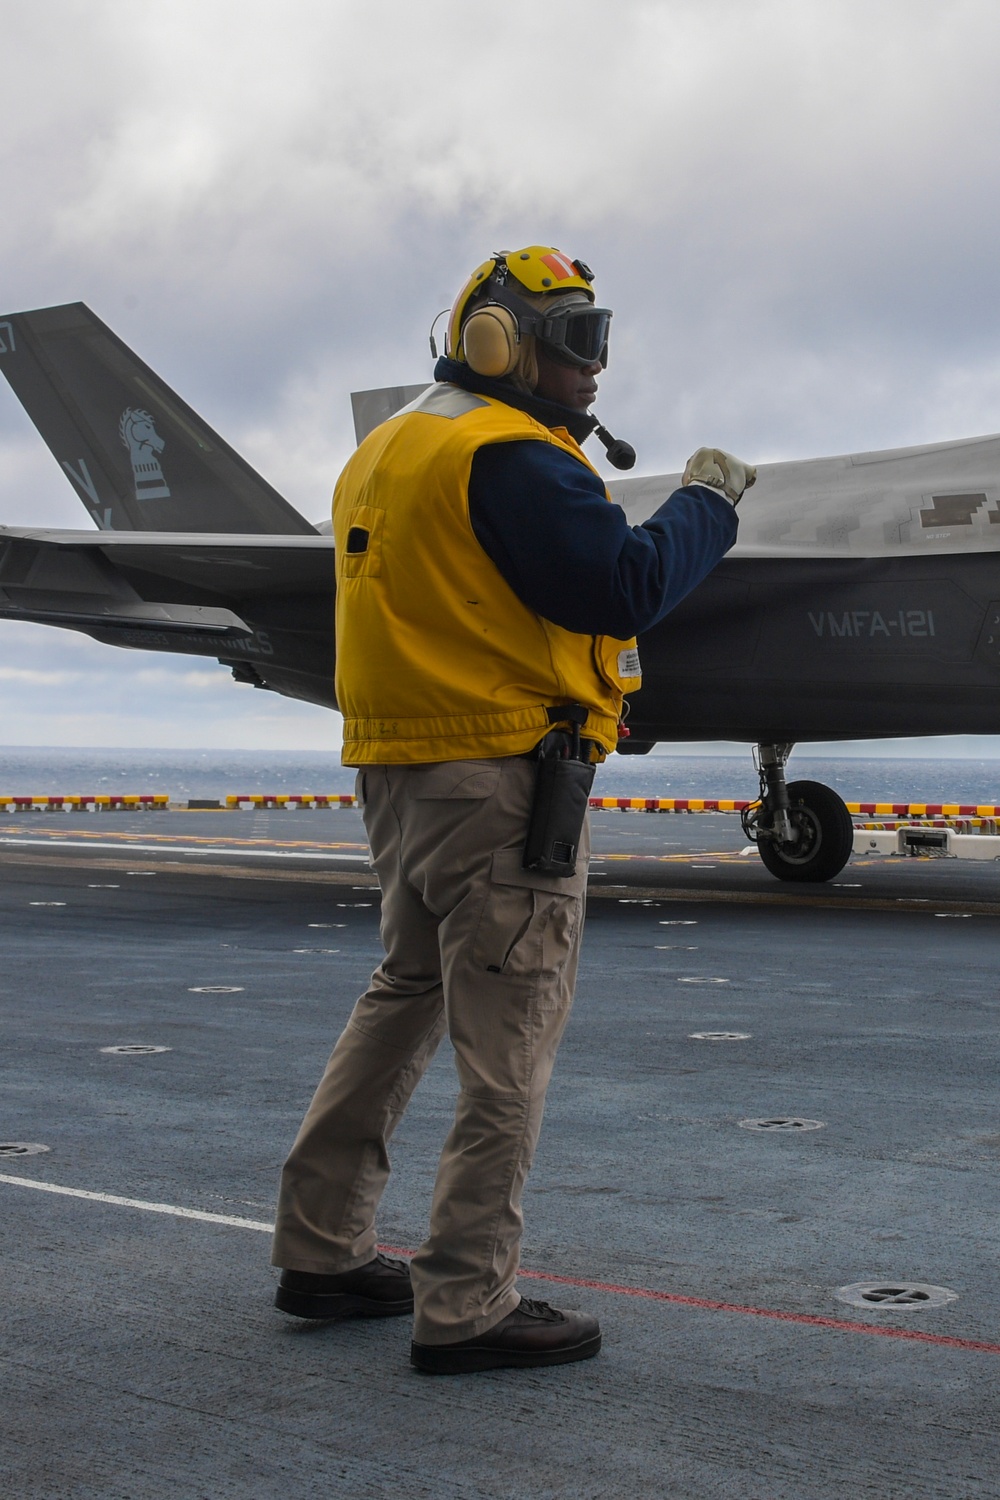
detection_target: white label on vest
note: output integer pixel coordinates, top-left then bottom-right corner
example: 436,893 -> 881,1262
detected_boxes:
618,647 -> 641,678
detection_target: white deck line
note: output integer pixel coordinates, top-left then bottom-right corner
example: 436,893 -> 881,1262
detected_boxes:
0,1173 -> 273,1231
0,838 -> 369,860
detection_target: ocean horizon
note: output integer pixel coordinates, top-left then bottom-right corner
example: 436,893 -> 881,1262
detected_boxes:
1,745 -> 998,805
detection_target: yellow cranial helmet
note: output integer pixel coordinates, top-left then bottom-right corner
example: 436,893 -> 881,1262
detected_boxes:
445,245 -> 611,379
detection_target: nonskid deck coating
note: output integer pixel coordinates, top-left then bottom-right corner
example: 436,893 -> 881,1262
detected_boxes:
2,808 -> 1000,1499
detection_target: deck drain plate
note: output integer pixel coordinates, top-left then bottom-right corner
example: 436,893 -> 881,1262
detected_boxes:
690,1031 -> 751,1041
836,1281 -> 958,1310
188,985 -> 245,994
100,1045 -> 172,1055
0,1142 -> 51,1156
679,976 -> 729,984
739,1117 -> 825,1132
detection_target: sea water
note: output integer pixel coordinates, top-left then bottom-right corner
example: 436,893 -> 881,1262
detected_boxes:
0,745 -> 998,805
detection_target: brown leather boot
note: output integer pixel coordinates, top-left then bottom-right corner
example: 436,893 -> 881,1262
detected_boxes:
275,1253 -> 413,1319
410,1297 -> 601,1374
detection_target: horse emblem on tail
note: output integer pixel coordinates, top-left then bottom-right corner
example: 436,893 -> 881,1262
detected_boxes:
119,408 -> 171,501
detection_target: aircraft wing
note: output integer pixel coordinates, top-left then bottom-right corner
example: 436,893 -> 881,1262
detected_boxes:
0,526 -> 338,709
610,433 -> 1000,560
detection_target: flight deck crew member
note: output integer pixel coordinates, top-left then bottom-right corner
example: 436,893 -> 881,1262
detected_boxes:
271,245 -> 755,1375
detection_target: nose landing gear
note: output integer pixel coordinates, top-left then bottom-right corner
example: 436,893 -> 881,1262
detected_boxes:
741,742 -> 854,882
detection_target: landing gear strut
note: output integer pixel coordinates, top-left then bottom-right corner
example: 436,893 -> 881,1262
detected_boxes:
741,742 -> 854,883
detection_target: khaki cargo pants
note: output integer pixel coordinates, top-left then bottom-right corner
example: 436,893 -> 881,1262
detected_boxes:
270,756 -> 589,1344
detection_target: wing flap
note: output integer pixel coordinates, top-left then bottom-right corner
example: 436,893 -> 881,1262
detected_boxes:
0,595 -> 252,636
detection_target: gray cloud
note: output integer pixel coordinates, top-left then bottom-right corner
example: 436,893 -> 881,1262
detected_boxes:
3,0 -> 1000,749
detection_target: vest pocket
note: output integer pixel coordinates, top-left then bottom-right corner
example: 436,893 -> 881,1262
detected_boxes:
593,633 -> 641,694
472,847 -> 587,982
338,504 -> 385,578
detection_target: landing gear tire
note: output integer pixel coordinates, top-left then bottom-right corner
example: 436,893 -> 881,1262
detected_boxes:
757,780 -> 854,883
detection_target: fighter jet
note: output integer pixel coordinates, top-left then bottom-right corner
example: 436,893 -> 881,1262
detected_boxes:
2,302 -> 999,883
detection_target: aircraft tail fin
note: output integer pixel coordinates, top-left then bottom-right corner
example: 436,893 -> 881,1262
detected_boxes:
350,383 -> 430,444
0,303 -> 316,534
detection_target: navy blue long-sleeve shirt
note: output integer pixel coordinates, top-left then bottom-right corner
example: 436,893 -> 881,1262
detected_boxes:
468,439 -> 739,640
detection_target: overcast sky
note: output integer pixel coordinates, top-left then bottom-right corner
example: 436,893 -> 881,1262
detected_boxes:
3,0 -> 1000,755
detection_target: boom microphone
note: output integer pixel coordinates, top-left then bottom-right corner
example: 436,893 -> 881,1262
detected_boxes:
593,422 -> 636,471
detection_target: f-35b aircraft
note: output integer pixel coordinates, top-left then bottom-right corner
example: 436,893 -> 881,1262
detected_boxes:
2,302 -> 999,882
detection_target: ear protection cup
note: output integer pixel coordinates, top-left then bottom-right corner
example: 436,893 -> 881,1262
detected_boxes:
461,305 -> 519,378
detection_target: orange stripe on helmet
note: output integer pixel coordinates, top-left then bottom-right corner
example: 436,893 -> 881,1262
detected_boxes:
540,251 -> 577,281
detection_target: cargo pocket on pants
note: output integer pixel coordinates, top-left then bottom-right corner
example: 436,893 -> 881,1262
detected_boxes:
472,846 -> 587,984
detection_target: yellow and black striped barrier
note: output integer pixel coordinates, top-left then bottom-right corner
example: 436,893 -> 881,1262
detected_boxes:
589,797 -> 1000,818
224,794 -> 358,808
0,794 -> 170,811
3,794 -> 998,822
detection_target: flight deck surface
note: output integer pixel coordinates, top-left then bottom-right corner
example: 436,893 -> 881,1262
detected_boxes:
2,808 -> 999,1498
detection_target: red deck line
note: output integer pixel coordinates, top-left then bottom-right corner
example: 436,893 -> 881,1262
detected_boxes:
378,1245 -> 999,1355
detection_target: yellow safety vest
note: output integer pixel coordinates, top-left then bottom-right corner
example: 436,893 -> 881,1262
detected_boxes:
334,383 -> 641,765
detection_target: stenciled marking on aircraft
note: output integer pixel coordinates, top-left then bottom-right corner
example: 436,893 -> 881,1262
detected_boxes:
61,458 -> 114,529
232,630 -> 274,656
808,609 -> 936,639
97,627 -> 275,655
119,408 -> 170,502
0,321 -> 15,353
61,457 -> 101,505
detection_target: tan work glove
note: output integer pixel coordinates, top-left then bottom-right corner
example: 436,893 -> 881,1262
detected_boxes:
682,447 -> 757,505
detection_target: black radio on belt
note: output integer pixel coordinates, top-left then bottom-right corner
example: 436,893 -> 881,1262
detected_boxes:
522,704 -> 596,878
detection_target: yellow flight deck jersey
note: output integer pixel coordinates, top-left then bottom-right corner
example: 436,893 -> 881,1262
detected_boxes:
333,383 -> 641,765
